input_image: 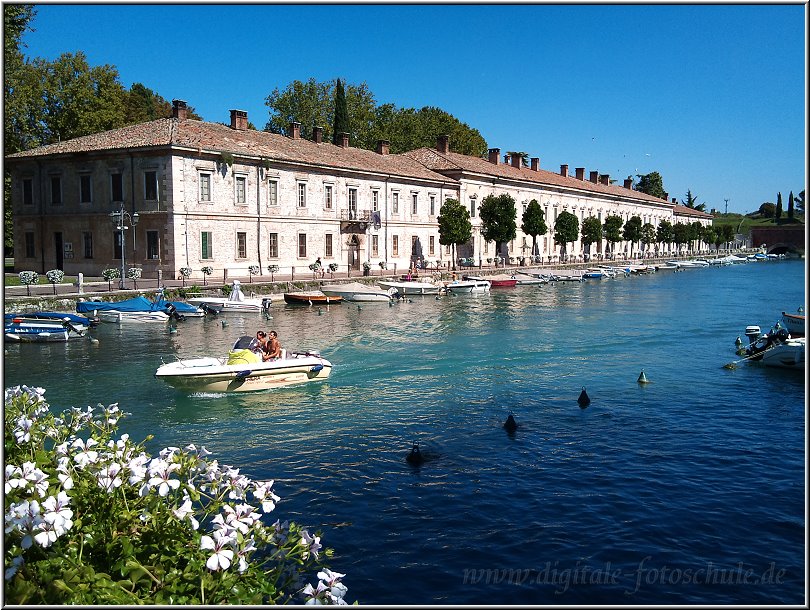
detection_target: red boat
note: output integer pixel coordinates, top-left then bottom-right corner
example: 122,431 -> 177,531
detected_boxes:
463,275 -> 517,288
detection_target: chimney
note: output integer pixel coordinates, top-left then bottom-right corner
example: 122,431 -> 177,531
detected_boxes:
624,176 -> 633,189
589,171 -> 599,183
289,121 -> 301,140
313,126 -> 323,144
340,132 -> 349,148
575,167 -> 585,180
511,154 -> 522,169
531,158 -> 539,171
488,148 -> 500,165
437,135 -> 450,154
560,164 -> 568,177
377,139 -> 390,155
599,174 -> 609,185
172,99 -> 188,120
229,109 -> 248,131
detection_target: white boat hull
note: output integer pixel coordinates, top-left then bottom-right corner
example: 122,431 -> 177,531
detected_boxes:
781,312 -> 805,336
321,282 -> 394,302
186,297 -> 271,313
98,310 -> 171,323
378,281 -> 441,295
155,352 -> 332,392
761,338 -> 805,370
446,279 -> 490,293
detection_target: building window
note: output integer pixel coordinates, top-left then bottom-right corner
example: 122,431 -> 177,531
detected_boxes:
372,190 -> 379,212
392,192 -> 399,214
144,171 -> 158,201
146,231 -> 159,260
324,184 -> 333,209
429,235 -> 435,255
50,176 -> 62,206
298,233 -> 307,258
25,232 -> 35,258
372,234 -> 379,257
111,173 -> 123,202
236,232 -> 247,258
411,235 -> 418,256
348,188 -> 357,219
325,233 -> 333,257
298,183 -> 307,208
235,176 -> 246,205
113,230 -> 123,260
484,241 -> 489,254
268,232 -> 278,258
22,178 -> 33,206
268,180 -> 278,206
445,244 -> 451,255
79,175 -> 92,204
412,193 -> 418,215
82,232 -> 93,259
470,197 -> 476,218
199,173 -> 211,202
201,231 -> 213,259
392,235 -> 399,257
430,195 -> 436,216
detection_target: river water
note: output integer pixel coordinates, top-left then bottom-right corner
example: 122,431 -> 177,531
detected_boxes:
3,260 -> 806,604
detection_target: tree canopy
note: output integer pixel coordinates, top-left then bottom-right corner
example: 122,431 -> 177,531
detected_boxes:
520,199 -> 547,255
580,216 -> 603,249
553,211 -> 579,258
332,78 -> 350,145
437,198 -> 472,269
622,215 -> 643,255
635,171 -> 666,200
603,215 -> 624,253
478,193 -> 517,259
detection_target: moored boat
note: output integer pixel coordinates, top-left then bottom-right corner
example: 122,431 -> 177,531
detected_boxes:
187,280 -> 272,314
283,291 -> 343,305
735,323 -> 806,371
155,335 -> 332,393
77,294 -> 202,323
378,280 -> 441,296
4,312 -> 92,343
781,309 -> 805,337
466,274 -> 517,288
321,281 -> 395,302
445,277 -> 491,293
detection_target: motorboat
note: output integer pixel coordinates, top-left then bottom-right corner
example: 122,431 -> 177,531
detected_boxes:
747,252 -> 769,262
283,291 -> 343,305
582,269 -> 604,279
465,274 -> 517,288
780,309 -> 805,337
155,335 -> 332,393
550,273 -> 585,282
378,280 -> 442,296
187,280 -> 272,314
76,292 -> 203,323
735,324 -> 805,371
656,262 -> 681,272
512,272 -> 548,285
4,312 -> 92,342
445,277 -> 490,293
320,281 -> 396,302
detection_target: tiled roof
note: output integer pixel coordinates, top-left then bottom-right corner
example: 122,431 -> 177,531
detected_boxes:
6,118 -> 456,185
403,147 -> 675,207
672,204 -> 714,219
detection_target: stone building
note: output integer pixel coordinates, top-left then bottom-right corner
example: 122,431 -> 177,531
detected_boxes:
6,99 -> 713,280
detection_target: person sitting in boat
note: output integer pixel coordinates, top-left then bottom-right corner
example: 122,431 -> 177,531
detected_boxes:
264,330 -> 282,361
254,331 -> 269,355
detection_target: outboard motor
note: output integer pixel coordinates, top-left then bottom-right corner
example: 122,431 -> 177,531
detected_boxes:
744,325 -> 762,345
166,303 -> 185,322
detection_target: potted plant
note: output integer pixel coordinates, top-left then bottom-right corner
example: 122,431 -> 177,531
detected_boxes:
18,271 -> 39,296
362,261 -> 371,277
179,267 -> 192,287
102,268 -> 120,291
201,266 -> 213,286
248,265 -> 260,282
45,269 -> 65,295
327,262 -> 338,278
267,265 -> 279,282
127,267 -> 142,289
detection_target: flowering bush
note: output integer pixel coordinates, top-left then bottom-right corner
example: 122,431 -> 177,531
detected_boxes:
3,386 -> 349,605
102,268 -> 121,280
179,267 -> 192,278
378,261 -> 386,269
201,266 -> 213,286
362,262 -> 371,271
248,265 -> 260,276
18,271 -> 39,296
44,270 -> 65,295
127,267 -> 142,289
328,263 -> 338,273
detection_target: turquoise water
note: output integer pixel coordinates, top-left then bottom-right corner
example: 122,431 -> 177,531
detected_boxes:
3,260 -> 806,604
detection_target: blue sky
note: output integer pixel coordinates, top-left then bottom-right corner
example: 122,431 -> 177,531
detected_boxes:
20,3 -> 806,214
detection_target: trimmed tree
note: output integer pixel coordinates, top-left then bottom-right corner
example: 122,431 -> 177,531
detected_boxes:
553,211 -> 580,261
656,219 -> 674,254
479,193 -> 517,265
641,223 -> 657,256
603,215 -> 624,258
581,216 -> 603,259
520,199 -> 547,258
437,198 -> 472,271
622,215 -> 643,257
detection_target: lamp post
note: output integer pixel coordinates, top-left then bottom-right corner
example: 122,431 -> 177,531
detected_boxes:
110,205 -> 139,289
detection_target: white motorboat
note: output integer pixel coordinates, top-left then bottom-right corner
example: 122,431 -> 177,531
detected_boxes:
155,335 -> 332,393
656,262 -> 681,272
187,280 -> 272,314
760,338 -> 805,370
4,312 -> 91,342
735,324 -> 805,371
320,281 -> 395,302
781,309 -> 805,337
445,278 -> 490,293
378,280 -> 441,296
76,293 -> 203,323
512,273 -> 548,285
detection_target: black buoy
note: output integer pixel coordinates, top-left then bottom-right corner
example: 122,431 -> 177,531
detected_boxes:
503,412 -> 517,433
577,386 -> 591,408
406,442 -> 424,465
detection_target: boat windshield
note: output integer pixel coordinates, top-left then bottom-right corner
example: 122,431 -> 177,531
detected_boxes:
232,335 -> 258,351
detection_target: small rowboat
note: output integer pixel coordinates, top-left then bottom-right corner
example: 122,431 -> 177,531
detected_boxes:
284,291 -> 343,305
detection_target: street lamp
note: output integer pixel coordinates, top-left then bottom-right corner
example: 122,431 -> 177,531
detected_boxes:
110,205 -> 139,289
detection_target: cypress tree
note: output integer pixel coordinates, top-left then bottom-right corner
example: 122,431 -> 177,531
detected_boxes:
787,191 -> 795,220
332,78 -> 349,145
775,192 -> 783,222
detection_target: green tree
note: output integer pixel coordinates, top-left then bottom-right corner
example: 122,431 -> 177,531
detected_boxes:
689,221 -> 704,253
553,211 -> 580,261
775,192 -> 783,221
673,222 -> 691,254
332,78 -> 349,145
634,171 -> 666,199
641,222 -> 657,256
656,219 -> 674,251
703,226 -> 719,252
622,215 -> 643,256
759,202 -> 776,218
603,214 -> 624,257
795,190 -> 804,214
479,193 -> 517,263
504,152 -> 529,167
265,77 -> 332,138
520,199 -> 547,256
437,198 -> 472,270
787,191 -> 794,220
720,224 -> 736,248
580,216 -> 603,259
122,83 -> 201,124
682,189 -> 707,212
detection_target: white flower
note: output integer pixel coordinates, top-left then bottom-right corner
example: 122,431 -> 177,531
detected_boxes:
42,491 -> 73,534
97,462 -> 123,492
72,438 -> 99,468
200,530 -> 235,571
253,480 -> 280,513
173,498 -> 199,530
14,416 -> 34,443
302,530 -> 322,559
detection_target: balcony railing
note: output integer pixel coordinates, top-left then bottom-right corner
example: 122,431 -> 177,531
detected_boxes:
339,209 -> 371,222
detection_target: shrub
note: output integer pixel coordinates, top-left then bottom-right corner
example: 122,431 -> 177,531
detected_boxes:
3,386 -> 350,605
